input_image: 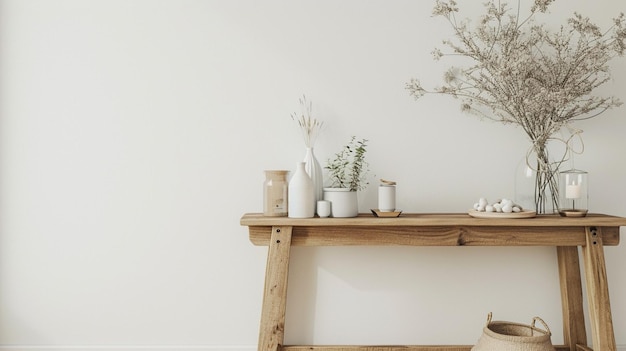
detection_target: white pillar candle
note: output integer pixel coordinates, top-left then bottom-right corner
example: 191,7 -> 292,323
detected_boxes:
378,185 -> 396,212
566,184 -> 581,199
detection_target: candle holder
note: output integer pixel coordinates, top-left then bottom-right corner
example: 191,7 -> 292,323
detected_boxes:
378,179 -> 396,212
558,169 -> 588,217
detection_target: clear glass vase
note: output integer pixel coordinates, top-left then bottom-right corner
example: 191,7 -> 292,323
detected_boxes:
515,145 -> 560,214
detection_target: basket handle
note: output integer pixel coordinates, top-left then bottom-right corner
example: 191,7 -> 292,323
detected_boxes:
485,312 -> 493,327
531,316 -> 552,336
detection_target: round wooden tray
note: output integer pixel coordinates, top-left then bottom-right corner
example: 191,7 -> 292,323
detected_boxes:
468,209 -> 537,219
371,209 -> 402,217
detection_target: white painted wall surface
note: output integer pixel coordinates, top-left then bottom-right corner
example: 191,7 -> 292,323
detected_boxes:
0,0 -> 625,350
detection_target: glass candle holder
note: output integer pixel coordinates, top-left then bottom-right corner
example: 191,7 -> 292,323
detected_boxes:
558,169 -> 588,217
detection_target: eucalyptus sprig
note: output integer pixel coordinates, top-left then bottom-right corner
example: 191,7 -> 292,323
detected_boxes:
326,136 -> 370,191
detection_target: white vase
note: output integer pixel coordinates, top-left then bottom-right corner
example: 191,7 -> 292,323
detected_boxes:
303,147 -> 323,204
323,188 -> 358,218
288,162 -> 315,218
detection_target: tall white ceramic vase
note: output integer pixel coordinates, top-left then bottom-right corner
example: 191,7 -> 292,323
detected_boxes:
303,147 -> 323,203
288,162 -> 315,218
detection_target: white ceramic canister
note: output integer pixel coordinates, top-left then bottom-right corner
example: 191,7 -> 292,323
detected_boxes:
378,184 -> 396,212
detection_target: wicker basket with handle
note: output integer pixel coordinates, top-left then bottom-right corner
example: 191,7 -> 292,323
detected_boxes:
472,312 -> 555,351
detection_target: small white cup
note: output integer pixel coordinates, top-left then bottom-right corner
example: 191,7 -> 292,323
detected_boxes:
316,200 -> 331,218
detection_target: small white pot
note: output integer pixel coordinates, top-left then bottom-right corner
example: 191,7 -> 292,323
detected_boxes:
323,188 -> 358,218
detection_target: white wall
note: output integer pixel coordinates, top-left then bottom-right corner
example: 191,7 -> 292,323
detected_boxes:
0,0 -> 625,350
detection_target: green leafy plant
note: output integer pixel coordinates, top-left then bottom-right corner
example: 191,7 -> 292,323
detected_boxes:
325,136 -> 370,191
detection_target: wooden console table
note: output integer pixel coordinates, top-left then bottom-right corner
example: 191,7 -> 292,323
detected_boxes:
240,213 -> 626,351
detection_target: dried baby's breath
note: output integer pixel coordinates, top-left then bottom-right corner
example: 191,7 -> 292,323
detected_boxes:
407,0 -> 625,212
408,0 -> 625,138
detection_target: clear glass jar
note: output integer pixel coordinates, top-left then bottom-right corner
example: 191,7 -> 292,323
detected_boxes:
558,169 -> 588,217
263,170 -> 288,217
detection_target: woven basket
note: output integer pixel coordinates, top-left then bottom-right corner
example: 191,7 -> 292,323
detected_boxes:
472,313 -> 555,351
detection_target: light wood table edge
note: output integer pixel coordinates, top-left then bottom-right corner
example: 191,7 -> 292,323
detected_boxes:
280,345 -> 575,351
240,213 -> 626,228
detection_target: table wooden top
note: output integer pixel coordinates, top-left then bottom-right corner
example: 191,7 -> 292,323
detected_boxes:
241,213 -> 626,247
241,212 -> 626,228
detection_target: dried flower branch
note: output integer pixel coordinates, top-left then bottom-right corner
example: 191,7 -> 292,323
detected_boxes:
407,0 -> 625,140
291,95 -> 324,148
406,0 -> 625,212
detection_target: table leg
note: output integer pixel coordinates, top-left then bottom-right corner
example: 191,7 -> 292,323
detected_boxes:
581,226 -> 616,351
557,246 -> 587,351
258,226 -> 293,351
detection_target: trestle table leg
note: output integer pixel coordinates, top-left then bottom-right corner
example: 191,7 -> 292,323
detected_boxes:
258,226 -> 293,351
